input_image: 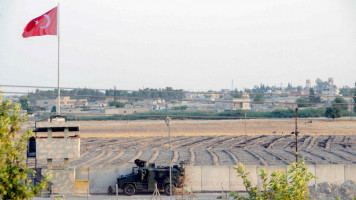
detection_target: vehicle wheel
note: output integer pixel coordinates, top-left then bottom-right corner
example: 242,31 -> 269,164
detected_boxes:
164,184 -> 175,196
123,184 -> 135,196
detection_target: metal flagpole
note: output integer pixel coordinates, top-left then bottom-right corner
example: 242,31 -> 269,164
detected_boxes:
57,2 -> 61,115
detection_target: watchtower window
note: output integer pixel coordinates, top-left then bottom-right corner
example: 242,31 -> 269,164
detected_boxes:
29,137 -> 36,153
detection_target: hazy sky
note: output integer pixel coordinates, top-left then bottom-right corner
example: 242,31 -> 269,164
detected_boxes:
1,0 -> 355,92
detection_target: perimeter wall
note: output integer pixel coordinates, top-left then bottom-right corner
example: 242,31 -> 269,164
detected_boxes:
47,164 -> 356,194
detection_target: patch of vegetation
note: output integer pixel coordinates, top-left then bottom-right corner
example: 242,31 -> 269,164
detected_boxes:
66,107 -> 334,121
108,101 -> 126,108
172,105 -> 188,110
296,97 -> 309,107
230,160 -> 315,200
325,105 -> 342,120
80,106 -> 90,111
0,94 -> 49,199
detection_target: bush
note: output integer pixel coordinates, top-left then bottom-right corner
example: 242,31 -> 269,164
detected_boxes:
298,108 -> 326,118
65,107 -> 337,121
325,105 -> 342,119
108,101 -> 125,108
0,94 -> 49,199
332,97 -> 348,110
230,160 -> 316,200
296,97 -> 310,107
172,105 -> 188,110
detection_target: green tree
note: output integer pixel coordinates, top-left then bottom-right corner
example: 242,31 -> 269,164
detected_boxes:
230,160 -> 315,200
231,89 -> 243,98
80,106 -> 90,111
296,97 -> 309,107
19,96 -> 30,110
109,101 -> 125,108
0,94 -> 49,199
332,97 -> 348,110
172,105 -> 188,110
253,94 -> 264,104
308,88 -> 320,104
315,78 -> 329,90
325,105 -> 342,119
296,86 -> 303,91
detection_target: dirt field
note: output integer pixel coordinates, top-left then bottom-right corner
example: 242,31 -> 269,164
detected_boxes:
75,118 -> 356,137
27,118 -> 356,168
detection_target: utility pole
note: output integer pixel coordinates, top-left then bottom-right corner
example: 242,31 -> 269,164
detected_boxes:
350,90 -> 354,121
114,86 -> 117,103
245,112 -> 248,148
350,97 -> 353,121
292,108 -> 299,163
165,116 -> 172,199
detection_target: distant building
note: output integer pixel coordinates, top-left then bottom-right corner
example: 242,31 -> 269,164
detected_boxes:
252,95 -> 298,112
320,78 -> 340,102
102,107 -> 149,115
289,90 -> 306,96
204,93 -> 220,101
184,93 -> 215,102
35,99 -> 56,108
215,97 -> 251,111
328,77 -> 334,86
36,96 -> 88,110
74,99 -> 88,106
321,87 -> 339,96
305,79 -> 311,94
56,96 -> 76,106
184,93 -> 204,100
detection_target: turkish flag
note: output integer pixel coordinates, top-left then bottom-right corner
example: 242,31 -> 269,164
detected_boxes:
22,7 -> 57,38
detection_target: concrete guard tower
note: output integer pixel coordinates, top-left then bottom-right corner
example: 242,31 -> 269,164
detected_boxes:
34,116 -> 80,167
31,116 -> 80,194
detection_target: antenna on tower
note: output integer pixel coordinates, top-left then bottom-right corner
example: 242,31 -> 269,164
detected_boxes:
231,80 -> 234,91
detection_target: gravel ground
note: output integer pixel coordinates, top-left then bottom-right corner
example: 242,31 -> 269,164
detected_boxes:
34,192 -> 228,200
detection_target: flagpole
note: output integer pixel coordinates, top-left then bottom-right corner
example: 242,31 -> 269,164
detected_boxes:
57,2 -> 61,115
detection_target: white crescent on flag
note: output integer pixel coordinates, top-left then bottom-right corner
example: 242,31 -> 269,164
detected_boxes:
40,14 -> 51,29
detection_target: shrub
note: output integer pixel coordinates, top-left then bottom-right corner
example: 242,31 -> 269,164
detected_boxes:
0,94 -> 49,199
230,160 -> 316,200
325,105 -> 342,119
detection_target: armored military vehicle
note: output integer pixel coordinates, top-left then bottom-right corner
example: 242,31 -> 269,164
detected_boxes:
117,159 -> 185,196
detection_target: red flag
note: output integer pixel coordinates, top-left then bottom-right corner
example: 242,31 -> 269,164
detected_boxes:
22,7 -> 57,38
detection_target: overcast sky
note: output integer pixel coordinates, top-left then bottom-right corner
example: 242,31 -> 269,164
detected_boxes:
1,0 -> 355,93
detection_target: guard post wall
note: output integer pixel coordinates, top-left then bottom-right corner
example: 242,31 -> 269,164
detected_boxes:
69,164 -> 356,194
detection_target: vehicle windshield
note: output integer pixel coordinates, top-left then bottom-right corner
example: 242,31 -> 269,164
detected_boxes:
132,167 -> 138,174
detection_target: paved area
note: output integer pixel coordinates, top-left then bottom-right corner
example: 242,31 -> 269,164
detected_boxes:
34,192 -> 229,200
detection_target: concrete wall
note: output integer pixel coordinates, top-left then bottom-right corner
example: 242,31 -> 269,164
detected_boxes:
42,168 -> 76,194
45,164 -> 356,194
75,167 -> 132,194
36,138 -> 80,159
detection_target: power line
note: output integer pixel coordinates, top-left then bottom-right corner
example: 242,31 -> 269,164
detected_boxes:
2,91 -> 356,106
0,110 -> 283,119
1,84 -> 355,98
2,110 -> 354,120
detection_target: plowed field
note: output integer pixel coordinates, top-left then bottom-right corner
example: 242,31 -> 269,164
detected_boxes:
28,119 -> 356,167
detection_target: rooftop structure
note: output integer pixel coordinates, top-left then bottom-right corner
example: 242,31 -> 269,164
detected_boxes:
28,116 -> 81,168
